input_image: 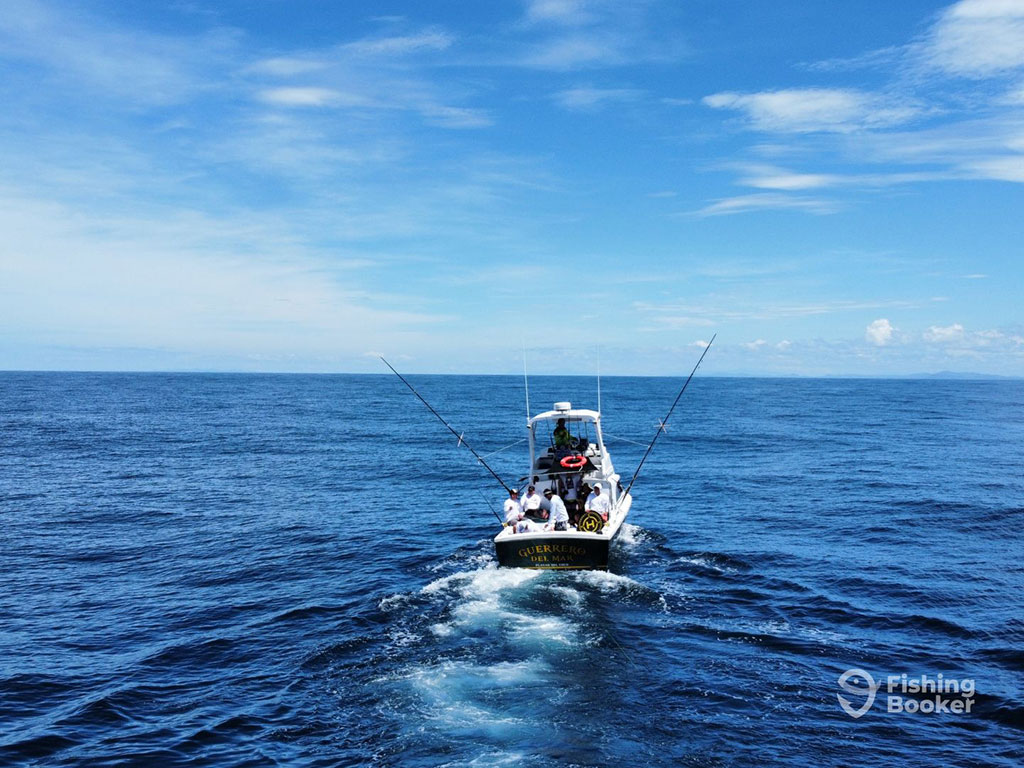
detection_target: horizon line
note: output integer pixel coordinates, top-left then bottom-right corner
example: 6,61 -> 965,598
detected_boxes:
1,368 -> 1021,381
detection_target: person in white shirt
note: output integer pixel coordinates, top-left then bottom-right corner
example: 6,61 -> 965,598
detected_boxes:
543,488 -> 570,531
521,485 -> 545,520
584,483 -> 612,521
503,488 -> 523,530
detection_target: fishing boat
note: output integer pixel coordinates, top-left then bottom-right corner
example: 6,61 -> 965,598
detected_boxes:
492,401 -> 631,570
381,337 -> 713,572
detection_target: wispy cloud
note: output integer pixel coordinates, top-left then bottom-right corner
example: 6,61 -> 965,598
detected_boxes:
524,0 -> 597,27
0,0 -> 235,106
514,0 -> 683,70
703,88 -> 923,133
256,87 -> 372,108
637,297 -> 940,326
700,1 -> 1024,213
923,0 -> 1024,77
0,188 -> 450,367
691,193 -> 840,217
553,86 -> 642,110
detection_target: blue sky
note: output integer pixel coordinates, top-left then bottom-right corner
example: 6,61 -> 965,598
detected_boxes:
1,0 -> 1022,375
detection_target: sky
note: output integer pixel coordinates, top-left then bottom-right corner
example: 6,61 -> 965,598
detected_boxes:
1,0 -> 1022,376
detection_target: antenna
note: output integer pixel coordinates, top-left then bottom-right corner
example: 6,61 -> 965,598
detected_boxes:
597,346 -> 602,415
522,341 -> 531,424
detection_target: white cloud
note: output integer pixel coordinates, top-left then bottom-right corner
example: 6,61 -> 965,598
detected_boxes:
525,0 -> 595,26
693,193 -> 839,217
248,57 -> 327,76
866,318 -> 895,345
257,87 -> 356,108
776,340 -> 792,350
737,166 -> 840,190
553,86 -> 641,110
0,190 -> 448,367
742,339 -> 768,350
923,322 -> 966,342
421,105 -> 493,128
0,0 -> 231,106
342,30 -> 454,57
963,155 -> 1024,181
926,0 -> 1024,77
702,88 -> 921,133
522,34 -> 622,69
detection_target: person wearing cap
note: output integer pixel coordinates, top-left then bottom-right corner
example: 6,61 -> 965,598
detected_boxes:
543,488 -> 569,531
522,484 -> 546,520
503,488 -> 524,530
584,482 -> 612,522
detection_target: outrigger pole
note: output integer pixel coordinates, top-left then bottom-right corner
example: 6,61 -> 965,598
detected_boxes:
622,335 -> 716,499
380,357 -> 513,494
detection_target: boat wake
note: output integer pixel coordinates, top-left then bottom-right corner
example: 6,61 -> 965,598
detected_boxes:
370,551 -> 671,766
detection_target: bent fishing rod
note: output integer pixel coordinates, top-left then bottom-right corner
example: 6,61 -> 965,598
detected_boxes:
380,357 -> 513,495
476,489 -> 510,528
622,334 -> 715,499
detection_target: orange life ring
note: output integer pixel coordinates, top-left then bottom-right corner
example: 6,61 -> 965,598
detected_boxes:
560,454 -> 586,469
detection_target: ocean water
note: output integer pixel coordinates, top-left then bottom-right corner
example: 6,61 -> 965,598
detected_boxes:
1,372 -> 1022,767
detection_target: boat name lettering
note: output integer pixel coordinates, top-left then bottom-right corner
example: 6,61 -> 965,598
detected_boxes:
517,544 -> 587,558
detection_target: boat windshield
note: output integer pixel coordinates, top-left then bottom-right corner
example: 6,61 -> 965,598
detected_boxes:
534,416 -> 598,454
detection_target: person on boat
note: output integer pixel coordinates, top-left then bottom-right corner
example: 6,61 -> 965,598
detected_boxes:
504,488 -> 524,530
522,485 -> 546,520
553,418 -> 572,449
543,488 -> 569,531
563,476 -> 579,522
585,483 -> 612,522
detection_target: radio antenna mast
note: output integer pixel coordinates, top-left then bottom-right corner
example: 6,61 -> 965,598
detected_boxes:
522,341 -> 531,425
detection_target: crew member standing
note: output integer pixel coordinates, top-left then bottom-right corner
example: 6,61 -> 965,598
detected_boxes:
543,488 -> 570,531
504,488 -> 524,531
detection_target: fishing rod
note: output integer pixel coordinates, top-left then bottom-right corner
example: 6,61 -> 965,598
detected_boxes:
380,357 -> 513,494
622,335 -> 716,499
476,489 -> 509,528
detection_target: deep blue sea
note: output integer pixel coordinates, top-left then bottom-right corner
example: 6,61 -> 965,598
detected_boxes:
1,372 -> 1022,767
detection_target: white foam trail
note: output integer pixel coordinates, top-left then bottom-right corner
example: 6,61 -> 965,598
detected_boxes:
423,565 -> 579,647
440,752 -> 526,768
548,584 -> 584,609
422,564 -> 540,597
573,569 -> 642,593
378,593 -> 410,612
677,555 -> 736,574
381,659 -> 548,739
616,522 -> 648,548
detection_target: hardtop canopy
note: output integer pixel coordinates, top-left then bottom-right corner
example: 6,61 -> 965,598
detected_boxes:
528,402 -> 600,429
